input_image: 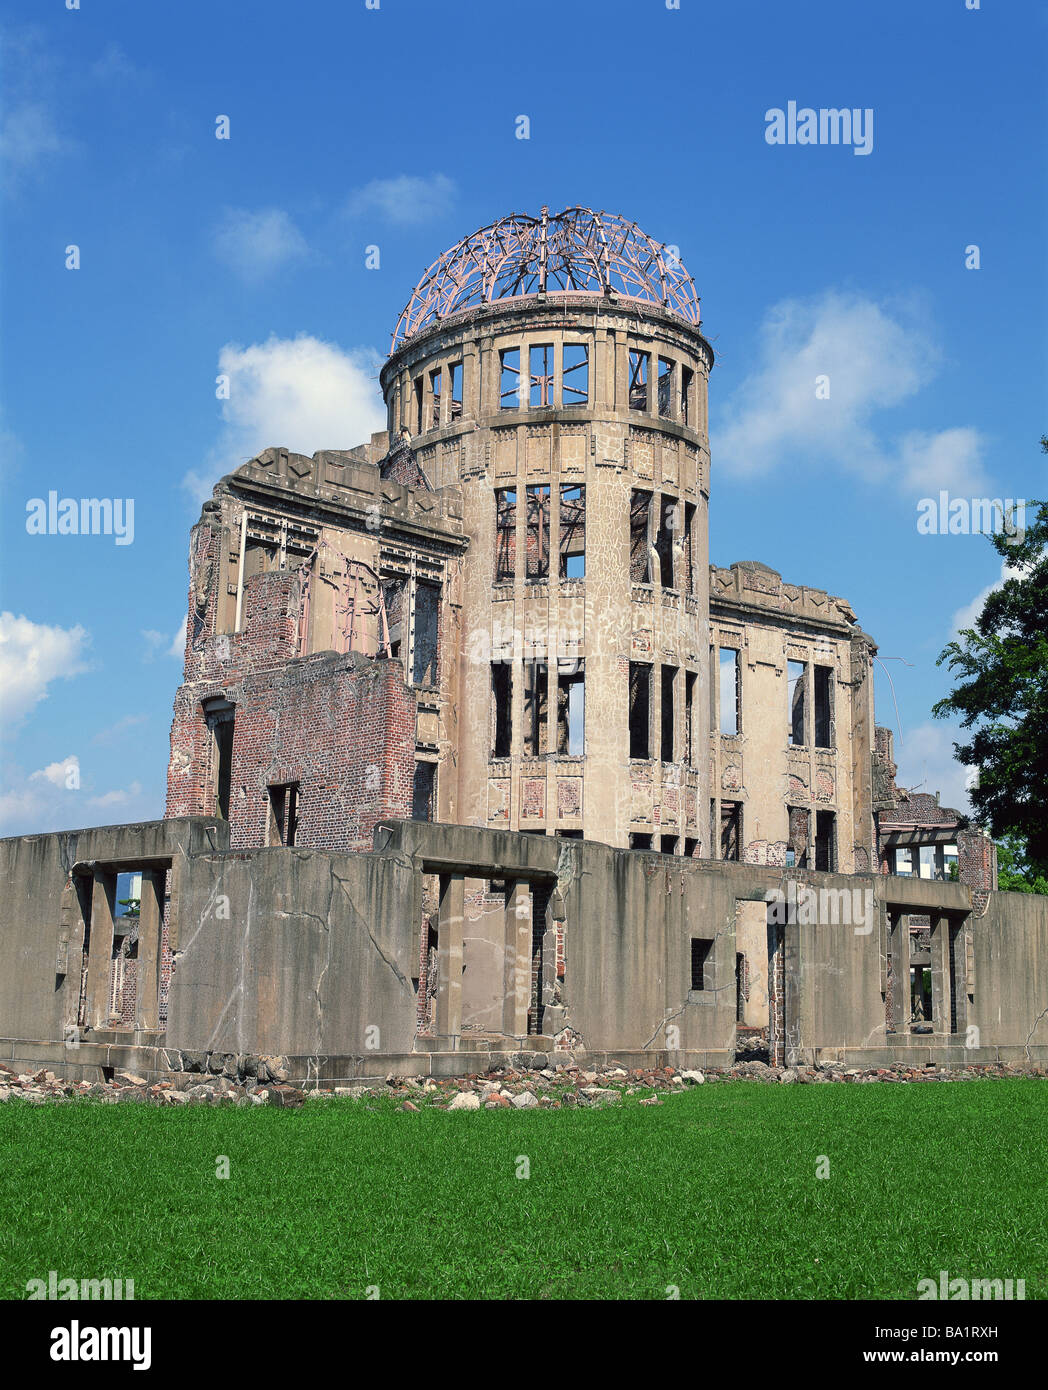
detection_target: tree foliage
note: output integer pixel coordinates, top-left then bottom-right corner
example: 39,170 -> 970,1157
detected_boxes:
933,438 -> 1048,877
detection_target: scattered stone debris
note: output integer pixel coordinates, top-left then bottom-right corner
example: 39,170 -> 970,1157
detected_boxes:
0,1055 -> 1043,1111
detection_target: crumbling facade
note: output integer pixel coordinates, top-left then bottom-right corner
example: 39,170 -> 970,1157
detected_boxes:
2,207 -> 1044,1084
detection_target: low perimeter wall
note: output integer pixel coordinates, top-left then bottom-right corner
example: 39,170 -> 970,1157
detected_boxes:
1,818 -> 1046,1083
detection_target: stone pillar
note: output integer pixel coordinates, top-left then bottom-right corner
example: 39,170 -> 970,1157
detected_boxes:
85,871 -> 116,1031
136,869 -> 164,1031
888,910 -> 910,1034
435,873 -> 464,1039
503,881 -> 531,1037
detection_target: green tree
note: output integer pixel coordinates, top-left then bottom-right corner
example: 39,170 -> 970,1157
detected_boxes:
995,832 -> 1048,895
933,437 -> 1048,877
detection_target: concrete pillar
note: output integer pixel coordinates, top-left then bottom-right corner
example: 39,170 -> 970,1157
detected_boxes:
435,873 -> 464,1039
85,871 -> 116,1031
503,881 -> 531,1036
888,910 -> 910,1034
136,869 -> 164,1031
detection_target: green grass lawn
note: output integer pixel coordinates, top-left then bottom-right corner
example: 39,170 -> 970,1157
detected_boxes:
2,1081 -> 1045,1300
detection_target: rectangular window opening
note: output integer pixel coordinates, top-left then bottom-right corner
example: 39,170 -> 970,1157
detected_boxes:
495,488 -> 517,580
413,376 -> 424,435
661,665 -> 677,763
429,368 -> 442,429
628,349 -> 650,411
684,836 -> 699,859
815,810 -> 836,872
720,801 -> 742,861
788,660 -> 807,746
814,665 -> 833,748
205,701 -> 235,822
559,484 -> 585,578
562,343 -> 588,406
412,762 -> 436,822
685,670 -> 696,764
630,488 -> 652,583
491,663 -> 512,758
658,357 -> 673,418
629,833 -> 653,851
529,343 -> 554,407
499,347 -> 521,409
629,661 -> 651,759
523,660 -> 548,757
556,661 -> 585,756
656,495 -> 676,587
449,361 -> 463,420
525,485 -> 550,580
660,834 -> 678,856
412,581 -> 440,687
268,783 -> 299,847
787,806 -> 809,870
691,937 -> 714,991
680,365 -> 694,425
719,648 -> 740,736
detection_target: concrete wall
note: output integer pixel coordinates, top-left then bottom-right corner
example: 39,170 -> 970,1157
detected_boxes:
2,817 -> 1046,1082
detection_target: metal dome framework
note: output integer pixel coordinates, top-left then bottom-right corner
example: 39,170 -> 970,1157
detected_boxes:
391,206 -> 700,352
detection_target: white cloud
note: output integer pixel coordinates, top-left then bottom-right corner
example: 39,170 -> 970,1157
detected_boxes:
0,100 -> 65,176
211,207 -> 309,281
30,754 -> 79,790
142,619 -> 186,661
893,721 -> 976,817
950,559 -> 1024,634
185,334 -> 386,501
713,291 -> 987,495
92,714 -> 148,746
89,781 -> 142,809
0,612 -> 89,724
344,173 -> 455,226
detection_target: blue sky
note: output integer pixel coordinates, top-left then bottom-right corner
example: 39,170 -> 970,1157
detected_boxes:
1,0 -> 1045,832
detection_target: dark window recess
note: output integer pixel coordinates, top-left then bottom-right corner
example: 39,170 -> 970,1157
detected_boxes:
660,834 -> 678,856
683,502 -> 696,595
557,663 -> 585,755
499,347 -> 521,408
412,581 -> 440,687
629,833 -> 653,851
788,661 -> 806,746
449,361 -> 463,420
814,665 -> 833,748
629,662 -> 651,759
691,937 -> 714,991
495,489 -> 517,580
658,357 -> 673,418
382,577 -> 407,663
413,376 -> 424,435
720,648 -> 740,736
269,784 -> 298,846
815,810 -> 836,872
787,806 -> 810,869
720,801 -> 742,861
412,762 -> 436,821
205,705 -> 235,822
684,837 -> 700,858
562,343 -> 588,405
523,660 -> 548,757
685,670 -> 696,763
557,829 -> 583,839
628,349 -> 649,410
630,489 -> 652,582
525,485 -> 550,579
429,368 -> 442,428
656,495 -> 676,587
529,343 -> 554,407
661,665 -> 677,762
680,365 -> 694,425
491,663 -> 512,758
559,485 -> 585,578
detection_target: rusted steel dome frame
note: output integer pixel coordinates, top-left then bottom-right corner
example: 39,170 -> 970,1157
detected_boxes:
391,206 -> 700,352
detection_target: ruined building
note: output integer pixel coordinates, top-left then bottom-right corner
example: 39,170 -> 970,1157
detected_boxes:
1,208 -> 1043,1084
